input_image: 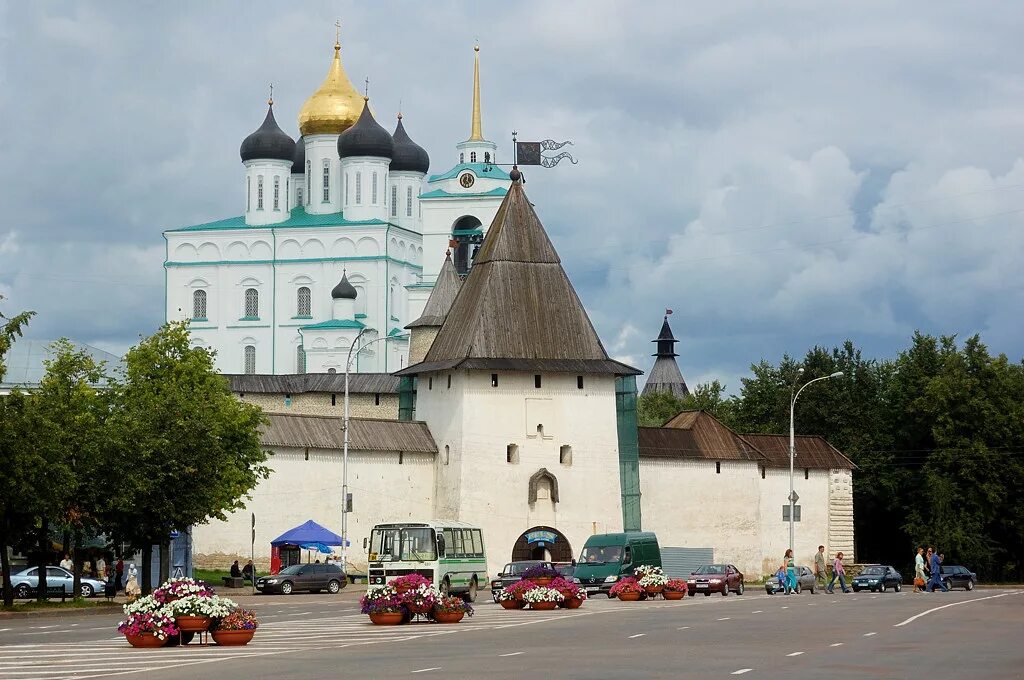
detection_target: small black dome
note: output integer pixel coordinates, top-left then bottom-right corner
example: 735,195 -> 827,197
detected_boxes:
337,99 -> 393,160
240,103 -> 295,163
390,116 -> 429,174
291,135 -> 306,174
331,272 -> 357,300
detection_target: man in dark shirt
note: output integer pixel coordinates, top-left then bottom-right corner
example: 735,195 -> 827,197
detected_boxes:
230,560 -> 242,578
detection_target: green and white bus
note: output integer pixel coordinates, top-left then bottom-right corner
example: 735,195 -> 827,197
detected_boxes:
366,521 -> 487,601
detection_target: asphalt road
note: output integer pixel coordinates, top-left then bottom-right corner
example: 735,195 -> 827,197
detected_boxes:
0,588 -> 1021,679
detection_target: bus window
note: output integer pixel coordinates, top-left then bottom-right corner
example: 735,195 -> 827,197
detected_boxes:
443,529 -> 456,558
400,527 -> 437,561
471,530 -> 483,556
452,529 -> 465,557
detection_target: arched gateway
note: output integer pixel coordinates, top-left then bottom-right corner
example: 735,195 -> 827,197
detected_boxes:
511,526 -> 573,563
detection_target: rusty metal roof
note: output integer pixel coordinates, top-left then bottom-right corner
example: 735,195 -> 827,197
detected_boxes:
226,373 -> 399,394
640,413 -> 765,462
399,181 -> 639,376
740,433 -> 856,470
260,413 -> 437,453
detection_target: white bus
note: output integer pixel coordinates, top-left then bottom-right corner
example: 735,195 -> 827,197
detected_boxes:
366,521 -> 487,601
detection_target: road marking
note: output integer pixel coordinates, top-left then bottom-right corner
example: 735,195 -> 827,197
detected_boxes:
751,610 -> 763,614
786,651 -> 804,657
830,643 -> 844,647
287,611 -> 312,616
781,606 -> 789,609
731,670 -> 754,675
411,668 -> 442,674
893,591 -> 1020,627
628,633 -> 646,639
677,626 -> 690,630
498,652 -> 523,657
807,603 -> 816,606
830,600 -> 838,603
863,632 -> 877,637
717,617 -> 731,621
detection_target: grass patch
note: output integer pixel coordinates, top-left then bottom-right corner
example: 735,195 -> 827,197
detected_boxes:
194,568 -> 231,585
1,598 -> 120,613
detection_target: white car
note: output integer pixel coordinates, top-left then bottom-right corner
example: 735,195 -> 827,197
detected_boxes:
10,566 -> 107,598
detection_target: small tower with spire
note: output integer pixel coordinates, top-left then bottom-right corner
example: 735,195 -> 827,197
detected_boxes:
239,94 -> 296,226
641,312 -> 691,398
405,250 -> 461,364
455,44 -> 498,166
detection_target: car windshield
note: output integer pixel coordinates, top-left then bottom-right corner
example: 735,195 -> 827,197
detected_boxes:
580,546 -> 623,564
693,565 -> 729,575
860,566 -> 885,575
278,565 -> 307,575
399,528 -> 437,562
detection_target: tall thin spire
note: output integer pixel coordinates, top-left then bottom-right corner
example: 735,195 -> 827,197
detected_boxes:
468,44 -> 484,142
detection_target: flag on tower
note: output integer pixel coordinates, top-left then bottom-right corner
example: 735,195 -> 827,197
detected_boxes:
515,138 -> 578,168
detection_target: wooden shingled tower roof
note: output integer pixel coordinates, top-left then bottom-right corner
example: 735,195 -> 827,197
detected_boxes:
406,251 -> 462,328
395,177 -> 640,376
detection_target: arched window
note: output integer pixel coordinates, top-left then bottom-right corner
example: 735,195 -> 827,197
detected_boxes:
297,286 -> 311,317
192,289 -> 207,320
484,152 -> 490,163
344,173 -> 349,205
406,186 -> 413,217
355,172 -> 362,204
257,175 -> 264,210
322,160 -> 330,202
459,153 -> 464,163
244,345 -> 256,374
306,160 -> 311,200
244,288 -> 259,318
246,177 -> 251,211
273,176 -> 280,211
390,283 -> 397,317
391,185 -> 398,217
470,152 -> 477,163
296,346 -> 306,374
371,172 -> 378,204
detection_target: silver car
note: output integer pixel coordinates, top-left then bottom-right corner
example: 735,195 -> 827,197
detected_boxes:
10,566 -> 107,598
765,565 -> 819,594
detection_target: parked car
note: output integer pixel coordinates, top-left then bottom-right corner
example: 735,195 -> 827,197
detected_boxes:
255,563 -> 346,595
765,565 -> 817,594
489,560 -> 553,603
553,562 -> 575,578
10,566 -> 106,599
687,564 -> 745,596
573,532 -> 662,598
851,565 -> 902,592
940,565 -> 977,591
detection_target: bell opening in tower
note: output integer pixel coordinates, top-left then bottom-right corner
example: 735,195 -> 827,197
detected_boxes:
451,215 -> 483,275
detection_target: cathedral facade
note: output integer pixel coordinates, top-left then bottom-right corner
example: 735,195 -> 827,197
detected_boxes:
164,37 -> 510,375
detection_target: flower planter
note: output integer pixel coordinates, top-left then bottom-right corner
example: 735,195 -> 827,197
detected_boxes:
433,611 -> 465,624
530,601 -> 558,610
212,629 -> 255,646
617,592 -> 642,602
407,603 -> 432,615
563,597 -> 583,609
125,633 -> 166,648
369,612 -> 405,626
174,615 -> 211,633
531,577 -> 554,587
500,599 -> 524,610
663,591 -> 686,600
645,585 -> 665,595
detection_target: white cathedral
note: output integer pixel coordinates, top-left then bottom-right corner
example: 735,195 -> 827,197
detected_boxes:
164,39 -> 509,374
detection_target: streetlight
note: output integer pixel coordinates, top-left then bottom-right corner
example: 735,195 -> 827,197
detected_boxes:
788,370 -> 843,554
340,329 -> 409,572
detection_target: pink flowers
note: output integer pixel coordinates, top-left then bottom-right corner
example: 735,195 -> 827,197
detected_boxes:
434,595 -> 474,616
549,576 -> 586,600
390,573 -> 432,591
609,577 -> 644,596
212,609 -> 259,631
117,611 -> 179,640
501,579 -> 538,600
152,577 -> 214,604
665,579 -> 689,593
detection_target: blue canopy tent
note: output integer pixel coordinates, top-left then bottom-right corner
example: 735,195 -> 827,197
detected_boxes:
270,520 -> 343,573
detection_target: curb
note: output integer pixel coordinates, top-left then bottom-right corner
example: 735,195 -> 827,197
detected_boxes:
0,604 -> 122,620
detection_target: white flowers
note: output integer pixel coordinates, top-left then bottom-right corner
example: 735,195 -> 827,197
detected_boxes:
167,595 -> 237,618
635,565 -> 668,588
522,587 -> 565,603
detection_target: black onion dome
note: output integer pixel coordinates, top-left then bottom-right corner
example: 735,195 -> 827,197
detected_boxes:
291,135 -> 306,173
240,103 -> 296,163
331,272 -> 357,300
337,99 -> 393,159
390,116 -> 430,173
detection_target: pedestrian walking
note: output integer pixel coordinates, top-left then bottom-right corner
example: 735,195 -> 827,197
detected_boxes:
927,547 -> 948,592
115,557 -> 125,591
813,545 -> 828,592
826,552 -> 850,593
95,555 -> 107,579
913,547 -> 926,593
782,549 -> 797,594
124,563 -> 141,601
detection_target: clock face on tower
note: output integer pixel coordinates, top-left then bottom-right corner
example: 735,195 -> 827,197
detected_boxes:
459,172 -> 475,189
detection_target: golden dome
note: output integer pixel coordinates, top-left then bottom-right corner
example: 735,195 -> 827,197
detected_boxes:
298,41 -> 364,136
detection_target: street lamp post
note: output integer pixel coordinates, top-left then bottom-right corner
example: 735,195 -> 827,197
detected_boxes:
788,370 -> 844,554
340,329 -> 409,572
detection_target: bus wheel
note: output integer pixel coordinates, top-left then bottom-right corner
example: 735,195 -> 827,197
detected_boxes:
439,577 -> 451,597
463,577 -> 478,603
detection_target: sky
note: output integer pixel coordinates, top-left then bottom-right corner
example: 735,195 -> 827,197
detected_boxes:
1,1 -> 1022,394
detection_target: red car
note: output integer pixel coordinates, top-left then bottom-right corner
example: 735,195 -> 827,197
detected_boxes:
687,564 -> 745,596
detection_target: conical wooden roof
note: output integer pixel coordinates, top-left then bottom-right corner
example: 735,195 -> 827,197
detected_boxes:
396,180 -> 639,376
406,251 -> 462,328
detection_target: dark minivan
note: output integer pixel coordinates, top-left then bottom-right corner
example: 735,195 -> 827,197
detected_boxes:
573,532 -> 661,598
256,563 -> 347,595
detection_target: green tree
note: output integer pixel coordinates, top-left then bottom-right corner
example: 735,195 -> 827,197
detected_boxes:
637,381 -> 735,427
104,322 -> 270,592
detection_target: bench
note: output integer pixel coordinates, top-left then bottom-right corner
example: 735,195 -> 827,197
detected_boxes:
221,576 -> 245,588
